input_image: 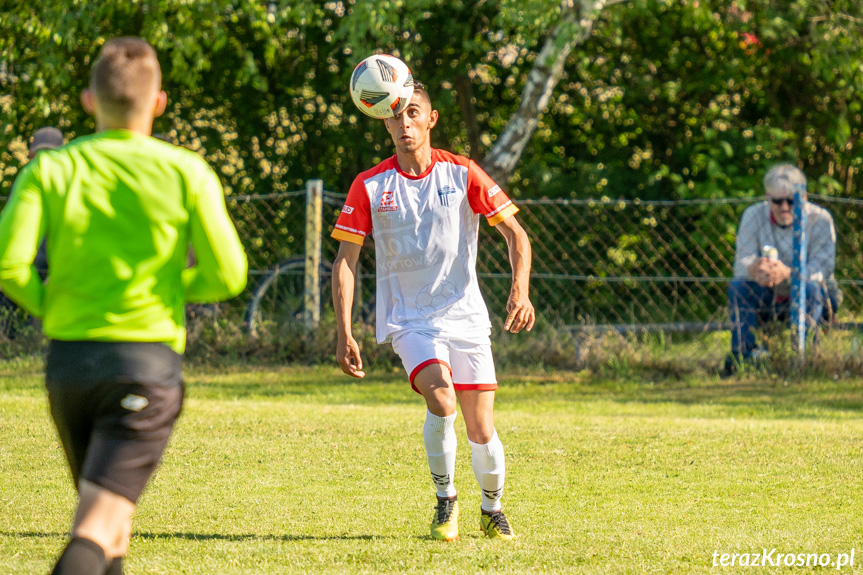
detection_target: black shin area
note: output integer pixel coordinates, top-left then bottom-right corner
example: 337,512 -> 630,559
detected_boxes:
51,536 -> 108,575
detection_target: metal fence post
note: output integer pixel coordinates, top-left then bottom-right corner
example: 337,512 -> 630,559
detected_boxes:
304,179 -> 323,330
790,183 -> 808,364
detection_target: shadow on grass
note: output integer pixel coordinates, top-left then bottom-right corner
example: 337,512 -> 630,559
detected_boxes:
2,531 -> 394,542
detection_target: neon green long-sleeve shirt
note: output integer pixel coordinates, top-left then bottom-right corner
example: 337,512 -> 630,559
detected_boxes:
0,130 -> 248,353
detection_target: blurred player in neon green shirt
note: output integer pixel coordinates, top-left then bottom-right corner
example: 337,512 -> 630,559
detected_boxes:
0,37 -> 247,575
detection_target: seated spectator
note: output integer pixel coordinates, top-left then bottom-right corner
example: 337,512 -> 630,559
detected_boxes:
724,164 -> 841,374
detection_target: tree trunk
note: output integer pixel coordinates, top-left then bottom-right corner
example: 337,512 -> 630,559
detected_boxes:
456,73 -> 484,162
481,0 -> 625,186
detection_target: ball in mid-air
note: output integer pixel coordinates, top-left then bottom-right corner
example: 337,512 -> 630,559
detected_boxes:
350,54 -> 414,119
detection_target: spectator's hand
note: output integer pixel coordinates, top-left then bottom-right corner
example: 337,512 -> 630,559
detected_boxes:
751,258 -> 774,287
761,259 -> 791,286
771,260 -> 792,284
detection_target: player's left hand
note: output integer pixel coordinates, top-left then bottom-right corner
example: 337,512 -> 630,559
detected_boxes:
337,334 -> 366,378
504,293 -> 535,333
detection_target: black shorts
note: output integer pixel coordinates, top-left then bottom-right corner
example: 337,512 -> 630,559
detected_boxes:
45,340 -> 184,503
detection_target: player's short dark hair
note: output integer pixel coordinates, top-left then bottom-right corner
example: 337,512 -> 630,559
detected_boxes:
411,80 -> 432,109
90,37 -> 161,117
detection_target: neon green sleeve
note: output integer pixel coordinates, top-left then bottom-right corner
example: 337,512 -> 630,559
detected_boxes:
182,164 -> 248,302
0,164 -> 46,316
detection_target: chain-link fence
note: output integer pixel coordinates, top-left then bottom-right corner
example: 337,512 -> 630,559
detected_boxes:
2,188 -> 862,368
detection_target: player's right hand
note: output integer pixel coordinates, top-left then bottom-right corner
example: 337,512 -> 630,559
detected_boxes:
337,335 -> 366,378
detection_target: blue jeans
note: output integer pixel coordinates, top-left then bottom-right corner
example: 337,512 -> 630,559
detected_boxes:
727,279 -> 837,358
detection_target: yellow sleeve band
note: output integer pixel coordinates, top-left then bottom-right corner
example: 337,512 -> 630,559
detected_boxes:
487,204 -> 520,226
331,228 -> 366,245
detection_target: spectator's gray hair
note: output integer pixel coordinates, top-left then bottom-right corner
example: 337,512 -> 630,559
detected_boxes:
763,164 -> 807,196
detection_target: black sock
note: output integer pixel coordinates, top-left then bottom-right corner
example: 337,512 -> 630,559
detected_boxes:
51,536 -> 107,575
105,556 -> 124,575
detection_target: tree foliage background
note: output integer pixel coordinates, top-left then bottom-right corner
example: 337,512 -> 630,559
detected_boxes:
1,0 -> 863,343
3,0 -> 863,201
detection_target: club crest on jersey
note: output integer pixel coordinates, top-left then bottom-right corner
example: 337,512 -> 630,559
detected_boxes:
377,190 -> 398,212
488,185 -> 501,198
437,186 -> 457,207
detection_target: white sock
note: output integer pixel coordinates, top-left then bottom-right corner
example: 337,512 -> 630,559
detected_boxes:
423,410 -> 457,498
469,431 -> 505,512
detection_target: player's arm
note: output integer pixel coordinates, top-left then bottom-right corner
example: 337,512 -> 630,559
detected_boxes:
182,165 -> 248,302
333,240 -> 365,378
0,166 -> 46,316
494,215 -> 535,333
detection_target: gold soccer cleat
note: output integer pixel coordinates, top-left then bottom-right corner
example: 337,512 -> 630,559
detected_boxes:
480,509 -> 516,540
430,496 -> 459,541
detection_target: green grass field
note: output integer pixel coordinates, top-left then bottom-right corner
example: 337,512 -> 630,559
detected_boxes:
2,359 -> 863,574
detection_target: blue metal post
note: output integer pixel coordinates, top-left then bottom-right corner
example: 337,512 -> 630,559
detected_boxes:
790,183 -> 807,362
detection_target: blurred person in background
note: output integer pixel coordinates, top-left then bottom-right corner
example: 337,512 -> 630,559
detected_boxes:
29,126 -> 66,159
0,126 -> 65,338
724,163 -> 841,375
29,127 -> 65,277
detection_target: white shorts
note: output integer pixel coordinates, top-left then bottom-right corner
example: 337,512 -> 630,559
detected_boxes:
390,330 -> 498,395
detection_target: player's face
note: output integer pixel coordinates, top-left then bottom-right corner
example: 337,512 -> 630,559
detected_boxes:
384,98 -> 438,154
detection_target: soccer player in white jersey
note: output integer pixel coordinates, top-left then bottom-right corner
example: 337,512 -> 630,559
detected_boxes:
332,82 -> 535,541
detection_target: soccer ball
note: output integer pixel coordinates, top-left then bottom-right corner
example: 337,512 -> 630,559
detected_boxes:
350,54 -> 415,119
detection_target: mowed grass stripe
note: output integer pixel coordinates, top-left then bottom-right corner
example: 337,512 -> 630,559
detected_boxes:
2,366 -> 862,573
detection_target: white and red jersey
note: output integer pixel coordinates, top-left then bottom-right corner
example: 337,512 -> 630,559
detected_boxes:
332,148 -> 519,343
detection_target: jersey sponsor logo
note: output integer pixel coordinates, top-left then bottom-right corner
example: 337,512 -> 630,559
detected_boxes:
488,185 -> 501,198
334,223 -> 366,236
377,190 -> 399,212
381,257 -> 425,272
341,205 -> 354,215
437,185 -> 457,207
120,394 -> 149,412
